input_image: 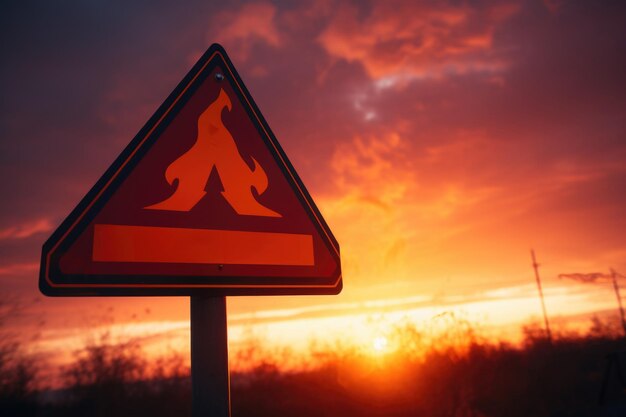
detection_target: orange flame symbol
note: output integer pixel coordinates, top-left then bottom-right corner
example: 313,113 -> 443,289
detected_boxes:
145,88 -> 281,217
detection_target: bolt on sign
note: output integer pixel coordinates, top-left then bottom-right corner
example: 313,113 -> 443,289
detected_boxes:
39,44 -> 342,296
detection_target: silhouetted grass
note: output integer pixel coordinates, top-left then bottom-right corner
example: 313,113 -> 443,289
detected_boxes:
3,315 -> 626,417
0,300 -> 38,416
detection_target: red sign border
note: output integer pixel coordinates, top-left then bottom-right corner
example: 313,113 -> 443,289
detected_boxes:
39,44 -> 342,296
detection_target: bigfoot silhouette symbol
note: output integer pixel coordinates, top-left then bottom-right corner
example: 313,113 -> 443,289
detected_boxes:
145,88 -> 281,217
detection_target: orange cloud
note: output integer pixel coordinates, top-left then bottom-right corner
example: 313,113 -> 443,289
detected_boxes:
0,218 -> 53,240
211,2 -> 282,61
328,132 -> 418,221
319,133 -> 416,284
0,262 -> 39,276
320,131 -> 507,285
543,0 -> 568,14
318,1 -> 520,81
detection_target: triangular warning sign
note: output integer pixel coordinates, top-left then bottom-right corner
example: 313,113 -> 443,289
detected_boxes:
39,44 -> 342,296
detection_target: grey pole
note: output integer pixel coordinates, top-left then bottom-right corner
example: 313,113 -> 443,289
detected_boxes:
531,250 -> 552,343
191,295 -> 231,417
610,269 -> 626,336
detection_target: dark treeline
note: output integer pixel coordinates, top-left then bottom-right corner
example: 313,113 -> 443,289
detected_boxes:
2,318 -> 626,417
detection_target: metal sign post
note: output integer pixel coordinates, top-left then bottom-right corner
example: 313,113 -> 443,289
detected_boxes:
191,296 -> 231,417
38,43 -> 342,415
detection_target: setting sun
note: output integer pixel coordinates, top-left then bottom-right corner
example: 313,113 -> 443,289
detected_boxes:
372,336 -> 389,353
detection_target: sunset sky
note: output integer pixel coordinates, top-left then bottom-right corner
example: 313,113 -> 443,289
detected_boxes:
1,0 -> 626,371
